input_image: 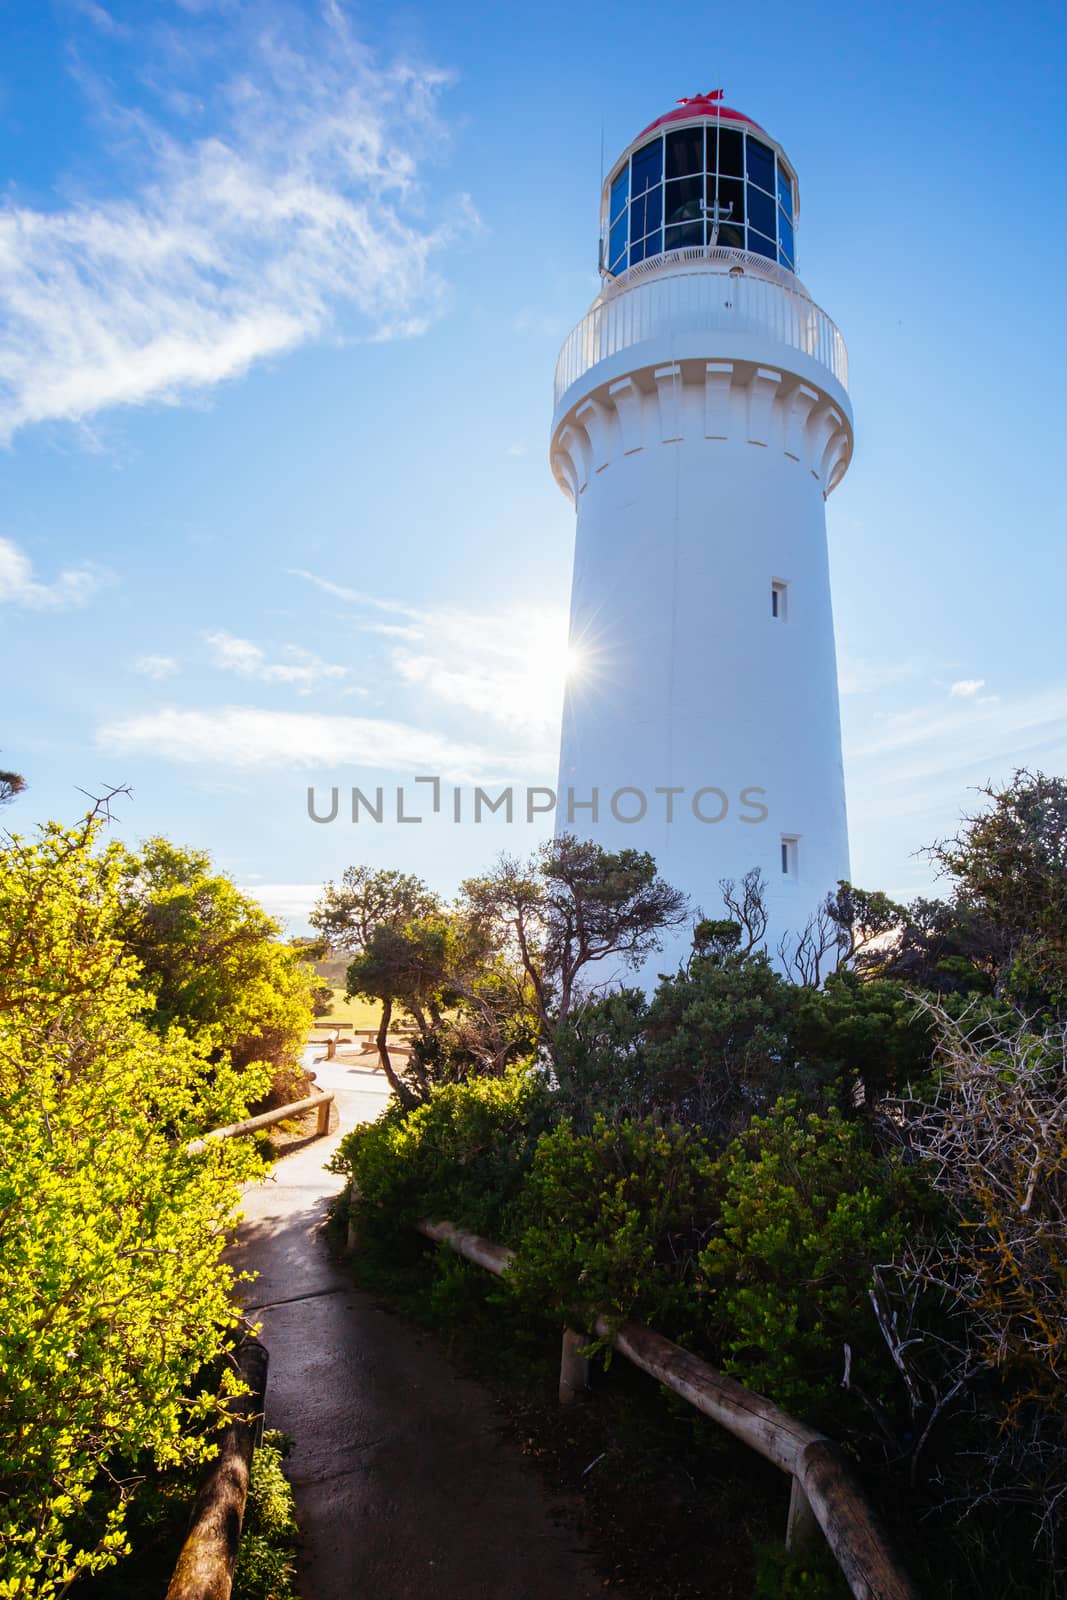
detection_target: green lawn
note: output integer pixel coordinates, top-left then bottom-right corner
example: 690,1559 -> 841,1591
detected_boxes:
311,987 -> 382,1031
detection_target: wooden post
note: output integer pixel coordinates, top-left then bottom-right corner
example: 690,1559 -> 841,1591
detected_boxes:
165,1338 -> 269,1600
315,1096 -> 331,1136
326,1031 -> 337,1059
786,1472 -> 820,1554
559,1326 -> 589,1406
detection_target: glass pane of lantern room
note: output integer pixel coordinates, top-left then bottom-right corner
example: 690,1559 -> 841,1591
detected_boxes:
666,126 -> 703,179
629,190 -> 649,244
776,166 -> 793,220
746,138 -> 775,193
609,167 -> 629,225
713,177 -> 745,227
665,175 -> 703,226
716,222 -> 745,250
631,139 -> 663,195
749,229 -> 777,261
778,212 -> 794,266
713,127 -> 744,178
609,216 -> 628,271
747,185 -> 776,240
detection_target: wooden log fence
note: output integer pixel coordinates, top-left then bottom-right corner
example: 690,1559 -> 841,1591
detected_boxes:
165,1337 -> 269,1600
412,1216 -> 917,1600
185,1091 -> 334,1155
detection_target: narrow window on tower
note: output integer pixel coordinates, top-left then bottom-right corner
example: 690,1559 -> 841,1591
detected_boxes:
771,579 -> 788,619
781,836 -> 799,878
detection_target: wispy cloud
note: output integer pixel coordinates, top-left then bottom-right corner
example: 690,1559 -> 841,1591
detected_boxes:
845,682 -> 1067,822
837,653 -> 921,696
133,652 -> 179,678
288,567 -> 569,747
96,705 -> 520,782
0,11 -> 475,440
204,630 -> 350,694
949,678 -> 986,698
0,535 -> 109,610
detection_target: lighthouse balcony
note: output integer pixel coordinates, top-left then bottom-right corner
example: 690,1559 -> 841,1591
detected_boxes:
553,256 -> 849,424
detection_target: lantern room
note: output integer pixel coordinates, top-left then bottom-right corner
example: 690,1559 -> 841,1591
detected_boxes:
602,93 -> 798,278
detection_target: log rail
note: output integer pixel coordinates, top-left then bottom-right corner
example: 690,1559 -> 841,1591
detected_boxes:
414,1217 -> 916,1600
185,1090 -> 333,1155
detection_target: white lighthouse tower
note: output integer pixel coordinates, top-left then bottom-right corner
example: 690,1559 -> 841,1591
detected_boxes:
552,93 -> 853,972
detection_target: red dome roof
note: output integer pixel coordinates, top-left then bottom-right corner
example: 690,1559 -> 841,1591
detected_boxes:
635,93 -> 768,143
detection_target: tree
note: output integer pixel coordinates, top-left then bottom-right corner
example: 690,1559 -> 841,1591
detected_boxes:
930,770 -> 1067,1009
310,865 -> 438,954
113,838 -> 314,1104
0,767 -> 26,807
462,834 -> 688,1039
0,811 -> 264,1596
346,915 -> 460,1102
346,910 -> 539,1100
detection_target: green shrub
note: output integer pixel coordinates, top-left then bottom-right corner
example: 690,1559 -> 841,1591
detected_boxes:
508,1117 -> 715,1338
232,1432 -> 298,1600
0,819 -> 267,1597
329,1061 -> 552,1242
697,1102 -> 932,1427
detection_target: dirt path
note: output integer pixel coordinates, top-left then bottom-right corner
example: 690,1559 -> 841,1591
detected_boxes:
231,1046 -> 619,1600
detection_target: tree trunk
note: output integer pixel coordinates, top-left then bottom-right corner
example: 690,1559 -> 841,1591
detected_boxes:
375,998 -> 407,1101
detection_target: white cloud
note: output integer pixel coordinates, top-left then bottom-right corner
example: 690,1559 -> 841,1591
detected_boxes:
0,535 -> 108,610
0,14 -> 475,440
288,568 -> 569,747
241,882 -> 322,925
949,678 -> 986,698
204,630 -> 350,694
96,705 -> 521,782
133,653 -> 179,679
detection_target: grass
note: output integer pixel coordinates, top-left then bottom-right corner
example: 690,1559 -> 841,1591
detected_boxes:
311,986 -> 382,1031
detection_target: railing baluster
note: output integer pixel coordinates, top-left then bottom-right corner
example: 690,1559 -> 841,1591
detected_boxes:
554,268 -> 847,412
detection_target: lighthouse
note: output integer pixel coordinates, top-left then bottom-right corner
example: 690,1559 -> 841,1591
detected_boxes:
551,93 -> 853,972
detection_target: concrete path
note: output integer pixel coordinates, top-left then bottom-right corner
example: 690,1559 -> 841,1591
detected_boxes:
231,1045 -> 618,1600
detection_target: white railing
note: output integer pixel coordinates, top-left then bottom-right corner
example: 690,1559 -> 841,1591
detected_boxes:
554,266 -> 849,408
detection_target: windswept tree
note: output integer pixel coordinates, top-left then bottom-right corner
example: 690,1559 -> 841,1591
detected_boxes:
310,865 -> 439,954
463,834 -> 688,1038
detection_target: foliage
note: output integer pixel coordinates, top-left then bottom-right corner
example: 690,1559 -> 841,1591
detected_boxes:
697,1103 -> 932,1426
330,1062 -> 552,1242
642,946 -> 801,1140
930,770 -> 1067,1010
310,864 -> 438,953
508,1117 -> 716,1337
0,769 -> 26,807
462,833 -> 688,1037
113,837 -> 314,1102
791,969 -> 935,1104
550,987 -> 651,1129
0,814 -> 264,1597
232,1432 -> 299,1600
751,1541 -> 849,1599
896,1004 -> 1067,1407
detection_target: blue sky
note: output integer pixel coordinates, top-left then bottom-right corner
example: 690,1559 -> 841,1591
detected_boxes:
2,0 -> 1065,929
